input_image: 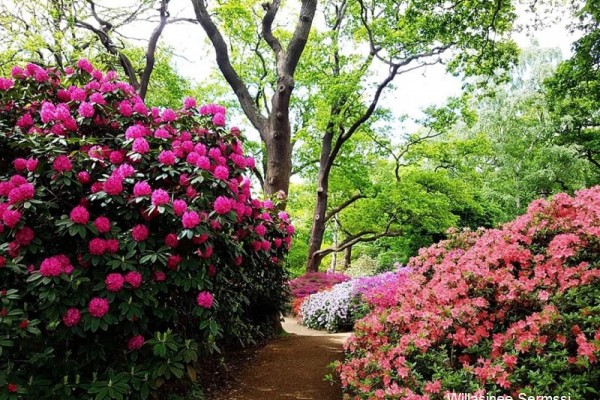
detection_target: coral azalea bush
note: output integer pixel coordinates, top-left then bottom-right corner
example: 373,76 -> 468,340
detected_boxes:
337,188 -> 600,399
0,61 -> 293,399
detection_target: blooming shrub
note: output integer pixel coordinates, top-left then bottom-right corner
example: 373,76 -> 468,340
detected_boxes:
0,61 -> 293,399
288,272 -> 350,315
300,268 -> 408,332
300,281 -> 356,332
337,188 -> 600,399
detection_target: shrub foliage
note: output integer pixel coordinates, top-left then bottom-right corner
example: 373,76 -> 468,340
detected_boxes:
337,188 -> 600,399
0,61 -> 293,399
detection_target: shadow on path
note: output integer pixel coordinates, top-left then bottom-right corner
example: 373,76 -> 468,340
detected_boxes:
215,318 -> 351,400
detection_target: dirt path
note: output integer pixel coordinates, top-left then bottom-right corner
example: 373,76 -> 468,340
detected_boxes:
214,318 -> 351,400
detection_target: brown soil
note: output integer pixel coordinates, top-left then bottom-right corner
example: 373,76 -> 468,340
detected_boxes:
211,318 -> 351,400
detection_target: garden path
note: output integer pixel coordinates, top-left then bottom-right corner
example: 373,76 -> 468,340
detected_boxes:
214,317 -> 351,400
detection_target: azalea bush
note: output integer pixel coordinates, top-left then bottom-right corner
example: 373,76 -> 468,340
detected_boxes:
300,268 -> 408,332
288,272 -> 350,316
337,188 -> 600,399
0,61 -> 293,399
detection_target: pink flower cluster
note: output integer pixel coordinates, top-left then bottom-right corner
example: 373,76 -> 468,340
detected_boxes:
39,255 -> 74,277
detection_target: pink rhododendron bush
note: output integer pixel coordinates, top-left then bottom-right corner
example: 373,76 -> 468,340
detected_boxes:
337,188 -> 600,399
0,61 -> 293,399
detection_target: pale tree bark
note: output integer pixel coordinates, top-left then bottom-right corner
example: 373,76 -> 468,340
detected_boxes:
190,0 -> 318,200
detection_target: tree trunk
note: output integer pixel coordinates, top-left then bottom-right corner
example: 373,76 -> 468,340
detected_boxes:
343,246 -> 352,269
263,76 -> 293,199
306,128 -> 333,272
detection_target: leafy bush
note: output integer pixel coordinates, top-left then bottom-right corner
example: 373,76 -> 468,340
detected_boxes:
0,61 -> 293,399
337,188 -> 600,399
344,255 -> 378,277
300,268 -> 408,332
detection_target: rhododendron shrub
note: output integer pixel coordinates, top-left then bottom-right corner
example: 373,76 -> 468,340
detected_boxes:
0,62 -> 292,399
337,188 -> 600,399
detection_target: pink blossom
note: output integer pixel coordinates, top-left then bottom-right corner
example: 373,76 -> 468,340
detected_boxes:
172,199 -> 188,216
77,59 -> 94,73
133,101 -> 148,116
8,184 -> 35,205
0,77 -> 14,91
132,138 -> 150,154
124,271 -> 143,288
78,102 -> 95,118
165,233 -> 179,248
162,108 -> 176,122
154,127 -> 171,139
167,254 -> 182,271
94,217 -> 111,234
105,273 -> 124,292
104,176 -> 124,196
77,171 -> 91,184
132,225 -> 149,242
125,125 -> 146,139
182,211 -> 201,229
128,335 -> 145,350
25,158 -> 38,172
183,97 -> 197,109
213,165 -> 229,180
133,181 -> 152,197
109,151 -> 125,165
15,227 -> 34,246
39,256 -> 63,277
154,271 -> 166,281
196,291 -> 214,309
255,224 -> 267,236
158,150 -> 177,165
105,239 -> 120,254
89,238 -> 107,255
212,112 -> 226,126
213,196 -> 232,215
151,189 -> 170,206
70,205 -> 90,224
62,308 -> 81,327
16,113 -> 33,129
115,164 -> 135,178
52,155 -> 73,172
13,158 -> 27,171
70,87 -> 87,102
119,101 -> 133,117
196,155 -> 210,170
2,209 -> 21,228
88,297 -> 109,318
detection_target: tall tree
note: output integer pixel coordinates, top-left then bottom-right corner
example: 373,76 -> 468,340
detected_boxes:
190,0 -> 317,197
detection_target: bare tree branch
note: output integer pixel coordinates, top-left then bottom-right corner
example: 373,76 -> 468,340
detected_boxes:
139,0 -> 169,100
190,0 -> 267,137
313,230 -> 402,258
74,18 -> 140,89
261,1 -> 283,56
284,0 -> 318,77
324,193 -> 367,223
